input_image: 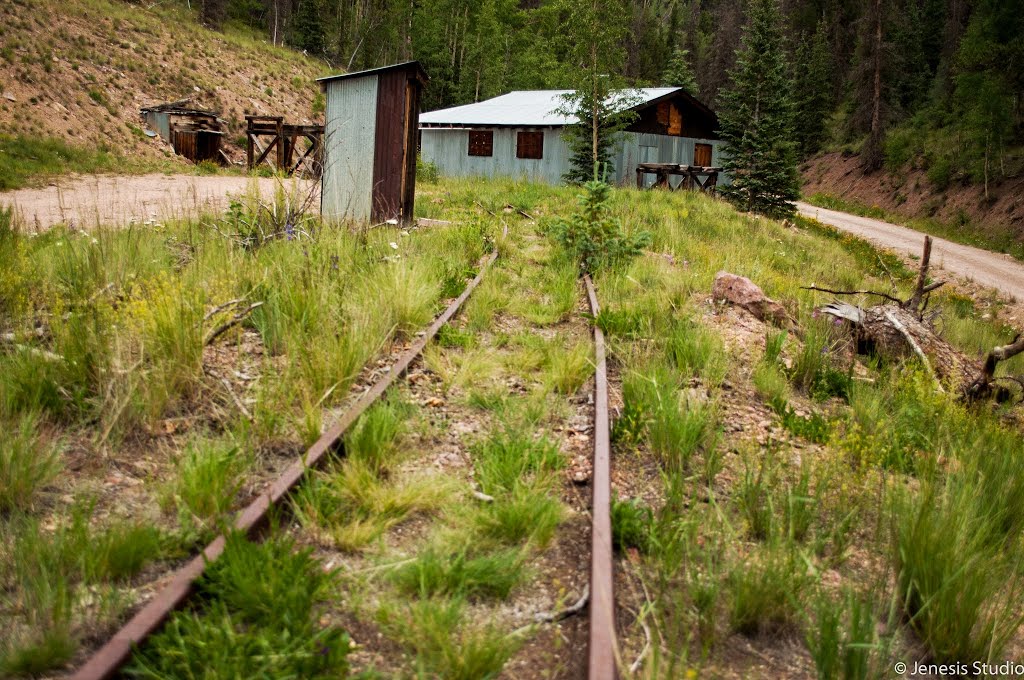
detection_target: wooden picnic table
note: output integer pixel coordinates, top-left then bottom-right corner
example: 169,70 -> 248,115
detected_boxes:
635,163 -> 722,194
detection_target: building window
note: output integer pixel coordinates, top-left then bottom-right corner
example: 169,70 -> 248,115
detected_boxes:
468,130 -> 493,157
516,131 -> 543,159
694,143 -> 713,167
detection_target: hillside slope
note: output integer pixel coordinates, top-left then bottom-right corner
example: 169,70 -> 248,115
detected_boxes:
802,152 -> 1024,249
0,0 -> 329,173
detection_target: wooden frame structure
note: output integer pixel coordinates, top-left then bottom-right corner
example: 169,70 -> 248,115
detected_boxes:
636,162 -> 722,194
245,115 -> 324,177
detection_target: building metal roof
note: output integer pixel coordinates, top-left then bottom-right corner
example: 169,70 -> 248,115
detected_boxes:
419,88 -> 683,128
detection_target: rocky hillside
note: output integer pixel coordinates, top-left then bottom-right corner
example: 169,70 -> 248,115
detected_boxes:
0,0 -> 329,169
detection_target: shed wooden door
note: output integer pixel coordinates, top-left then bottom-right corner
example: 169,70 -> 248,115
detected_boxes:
693,143 -> 713,167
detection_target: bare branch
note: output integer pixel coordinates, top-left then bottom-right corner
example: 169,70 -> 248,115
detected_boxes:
801,284 -> 903,305
204,301 -> 264,346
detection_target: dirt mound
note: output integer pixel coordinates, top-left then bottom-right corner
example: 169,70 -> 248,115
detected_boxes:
801,152 -> 1024,239
0,0 -> 327,167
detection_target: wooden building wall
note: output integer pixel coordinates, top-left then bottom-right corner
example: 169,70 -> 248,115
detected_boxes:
626,93 -> 718,140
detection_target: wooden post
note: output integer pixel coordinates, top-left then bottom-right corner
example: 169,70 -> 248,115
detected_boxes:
275,119 -> 284,171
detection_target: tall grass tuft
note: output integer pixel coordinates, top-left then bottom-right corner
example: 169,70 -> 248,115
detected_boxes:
0,414 -> 62,512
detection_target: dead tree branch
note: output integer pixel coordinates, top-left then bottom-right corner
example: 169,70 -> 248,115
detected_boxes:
800,284 -> 903,305
204,301 -> 264,346
965,333 -> 1024,401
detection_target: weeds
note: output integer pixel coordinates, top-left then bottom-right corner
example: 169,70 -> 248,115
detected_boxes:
390,547 -> 525,600
546,179 -> 650,274
130,533 -> 350,678
378,597 -> 521,680
0,414 -> 62,513
611,496 -> 654,553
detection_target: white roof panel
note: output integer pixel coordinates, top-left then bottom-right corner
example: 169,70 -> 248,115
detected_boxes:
419,88 -> 681,127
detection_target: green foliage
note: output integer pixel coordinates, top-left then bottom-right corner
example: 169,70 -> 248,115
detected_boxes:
0,134 -> 151,190
806,589 -> 879,680
662,48 -> 698,94
0,414 -> 62,513
472,430 -> 563,496
728,544 -> 809,636
165,438 -> 249,535
717,0 -> 800,218
417,153 -> 440,184
546,179 -> 649,274
377,597 -> 522,680
472,486 -> 564,548
792,20 -> 834,156
556,0 -> 634,183
130,533 -> 350,678
390,547 -> 525,600
611,496 -> 653,553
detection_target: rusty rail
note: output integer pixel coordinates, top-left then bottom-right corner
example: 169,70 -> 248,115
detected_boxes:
72,249 -> 500,680
584,274 -> 617,680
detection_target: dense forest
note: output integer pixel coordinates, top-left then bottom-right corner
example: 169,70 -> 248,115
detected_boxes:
199,0 -> 1021,191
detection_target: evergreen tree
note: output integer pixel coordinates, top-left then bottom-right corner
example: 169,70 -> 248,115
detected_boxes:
662,47 -> 698,94
792,20 -> 832,156
290,0 -> 326,56
717,0 -> 800,218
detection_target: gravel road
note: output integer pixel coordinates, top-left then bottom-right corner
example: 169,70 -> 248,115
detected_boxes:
796,201 -> 1024,302
1,174 -> 317,231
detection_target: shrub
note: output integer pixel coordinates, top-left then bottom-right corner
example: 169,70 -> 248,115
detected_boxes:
546,180 -> 649,274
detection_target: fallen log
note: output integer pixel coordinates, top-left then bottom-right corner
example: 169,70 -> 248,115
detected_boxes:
810,236 -> 1020,402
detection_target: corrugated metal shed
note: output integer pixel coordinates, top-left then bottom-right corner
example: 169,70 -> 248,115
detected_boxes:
419,88 -> 680,127
320,62 -> 427,224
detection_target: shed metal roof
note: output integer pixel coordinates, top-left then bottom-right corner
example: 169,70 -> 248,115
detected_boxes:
317,61 -> 428,86
419,88 -> 682,127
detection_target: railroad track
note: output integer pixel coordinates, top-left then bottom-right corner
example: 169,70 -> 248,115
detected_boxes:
71,232 -> 621,679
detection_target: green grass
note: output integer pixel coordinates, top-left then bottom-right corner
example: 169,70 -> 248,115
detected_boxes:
163,437 -> 250,536
390,547 -> 526,600
378,597 -> 522,680
0,413 -> 62,512
130,533 -> 350,678
0,134 -> 160,190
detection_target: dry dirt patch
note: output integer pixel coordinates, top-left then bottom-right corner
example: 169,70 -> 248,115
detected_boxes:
0,173 -> 318,230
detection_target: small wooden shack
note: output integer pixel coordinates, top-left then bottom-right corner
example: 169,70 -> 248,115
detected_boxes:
318,62 -> 428,224
140,100 -> 224,164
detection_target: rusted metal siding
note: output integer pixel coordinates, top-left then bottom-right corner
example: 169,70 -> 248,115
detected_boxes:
321,75 -> 379,222
372,70 -> 409,222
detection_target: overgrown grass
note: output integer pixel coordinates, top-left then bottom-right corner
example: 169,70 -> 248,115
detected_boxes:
0,134 -> 160,190
130,533 -> 350,677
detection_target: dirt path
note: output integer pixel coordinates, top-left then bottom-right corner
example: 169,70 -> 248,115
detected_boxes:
796,200 -> 1024,302
0,174 -> 318,230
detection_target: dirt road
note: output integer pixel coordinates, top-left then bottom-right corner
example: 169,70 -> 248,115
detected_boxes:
796,201 -> 1024,302
0,174 -> 317,230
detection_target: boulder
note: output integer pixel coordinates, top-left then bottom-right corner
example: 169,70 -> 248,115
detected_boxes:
712,271 -> 793,328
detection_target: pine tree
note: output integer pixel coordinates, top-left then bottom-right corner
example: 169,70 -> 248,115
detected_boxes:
792,20 -> 832,156
662,48 -> 698,95
717,0 -> 800,218
290,0 -> 326,56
